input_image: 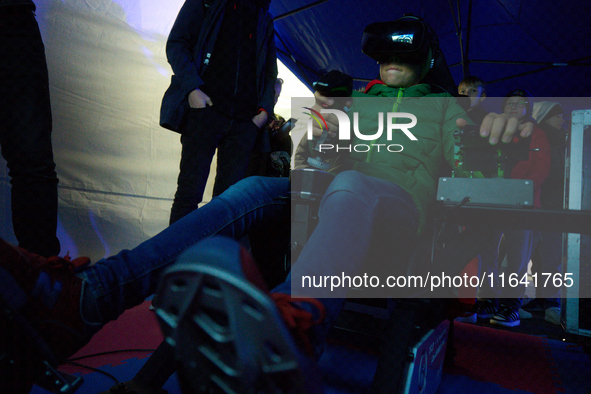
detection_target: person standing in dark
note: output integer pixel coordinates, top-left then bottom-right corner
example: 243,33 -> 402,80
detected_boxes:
161,0 -> 278,224
246,77 -> 293,178
0,0 -> 60,257
476,90 -> 550,327
525,101 -> 568,324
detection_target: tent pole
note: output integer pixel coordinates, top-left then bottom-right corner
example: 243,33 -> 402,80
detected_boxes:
463,0 -> 473,78
273,0 -> 330,21
273,0 -> 332,88
447,0 -> 465,79
275,33 -> 316,88
448,56 -> 591,67
485,65 -> 558,85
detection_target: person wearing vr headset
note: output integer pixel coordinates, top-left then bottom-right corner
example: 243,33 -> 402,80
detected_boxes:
0,15 -> 536,392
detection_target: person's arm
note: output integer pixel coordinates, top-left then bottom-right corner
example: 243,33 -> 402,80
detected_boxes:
476,113 -> 534,145
443,97 -> 473,169
166,0 -> 208,105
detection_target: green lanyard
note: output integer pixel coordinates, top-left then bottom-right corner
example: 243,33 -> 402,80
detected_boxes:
366,88 -> 405,163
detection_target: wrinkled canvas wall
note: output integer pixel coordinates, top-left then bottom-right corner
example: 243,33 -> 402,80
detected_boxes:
0,0 -> 310,261
1,0 -> 200,260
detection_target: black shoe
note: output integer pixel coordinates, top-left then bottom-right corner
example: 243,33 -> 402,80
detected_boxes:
490,305 -> 520,327
155,236 -> 324,394
476,299 -> 498,319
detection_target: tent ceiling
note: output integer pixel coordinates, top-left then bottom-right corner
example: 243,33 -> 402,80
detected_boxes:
269,0 -> 591,97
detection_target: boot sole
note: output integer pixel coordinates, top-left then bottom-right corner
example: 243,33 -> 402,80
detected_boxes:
154,237 -> 323,394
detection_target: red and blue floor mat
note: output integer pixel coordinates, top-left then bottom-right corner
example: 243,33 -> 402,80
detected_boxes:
30,301 -> 591,394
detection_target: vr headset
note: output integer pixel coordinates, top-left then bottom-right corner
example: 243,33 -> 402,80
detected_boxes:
361,15 -> 438,64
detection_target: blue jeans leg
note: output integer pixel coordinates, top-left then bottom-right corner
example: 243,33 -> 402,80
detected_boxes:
502,229 -> 534,303
78,176 -> 289,325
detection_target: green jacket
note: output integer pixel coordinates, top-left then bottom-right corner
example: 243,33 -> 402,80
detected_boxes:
335,82 -> 467,231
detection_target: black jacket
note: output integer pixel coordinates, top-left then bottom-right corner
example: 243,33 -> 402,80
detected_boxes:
160,0 -> 277,132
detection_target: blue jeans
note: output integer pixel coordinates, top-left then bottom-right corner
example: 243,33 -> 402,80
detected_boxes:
78,176 -> 290,324
530,231 -> 562,307
79,171 -> 418,337
477,229 -> 535,310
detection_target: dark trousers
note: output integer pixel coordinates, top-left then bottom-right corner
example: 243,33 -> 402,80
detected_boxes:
0,7 -> 60,257
170,106 -> 259,224
477,229 -> 535,309
530,231 -> 562,307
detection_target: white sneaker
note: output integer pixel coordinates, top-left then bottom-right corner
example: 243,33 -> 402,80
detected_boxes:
518,308 -> 533,319
455,312 -> 477,324
545,307 -> 561,325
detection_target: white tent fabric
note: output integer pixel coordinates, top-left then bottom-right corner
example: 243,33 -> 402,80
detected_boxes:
1,0 -> 185,260
0,0 -> 310,261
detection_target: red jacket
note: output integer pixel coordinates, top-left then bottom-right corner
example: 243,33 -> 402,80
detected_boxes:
510,125 -> 551,208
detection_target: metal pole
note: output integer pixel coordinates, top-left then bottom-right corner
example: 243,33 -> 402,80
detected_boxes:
448,58 -> 591,67
275,33 -> 316,88
463,0 -> 473,78
273,0 -> 331,21
448,0 -> 465,79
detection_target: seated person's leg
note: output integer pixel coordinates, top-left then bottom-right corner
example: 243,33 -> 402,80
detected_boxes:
1,170 -> 422,388
0,176 -> 289,371
274,170 -> 419,345
490,229 -> 534,327
80,176 -> 290,326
